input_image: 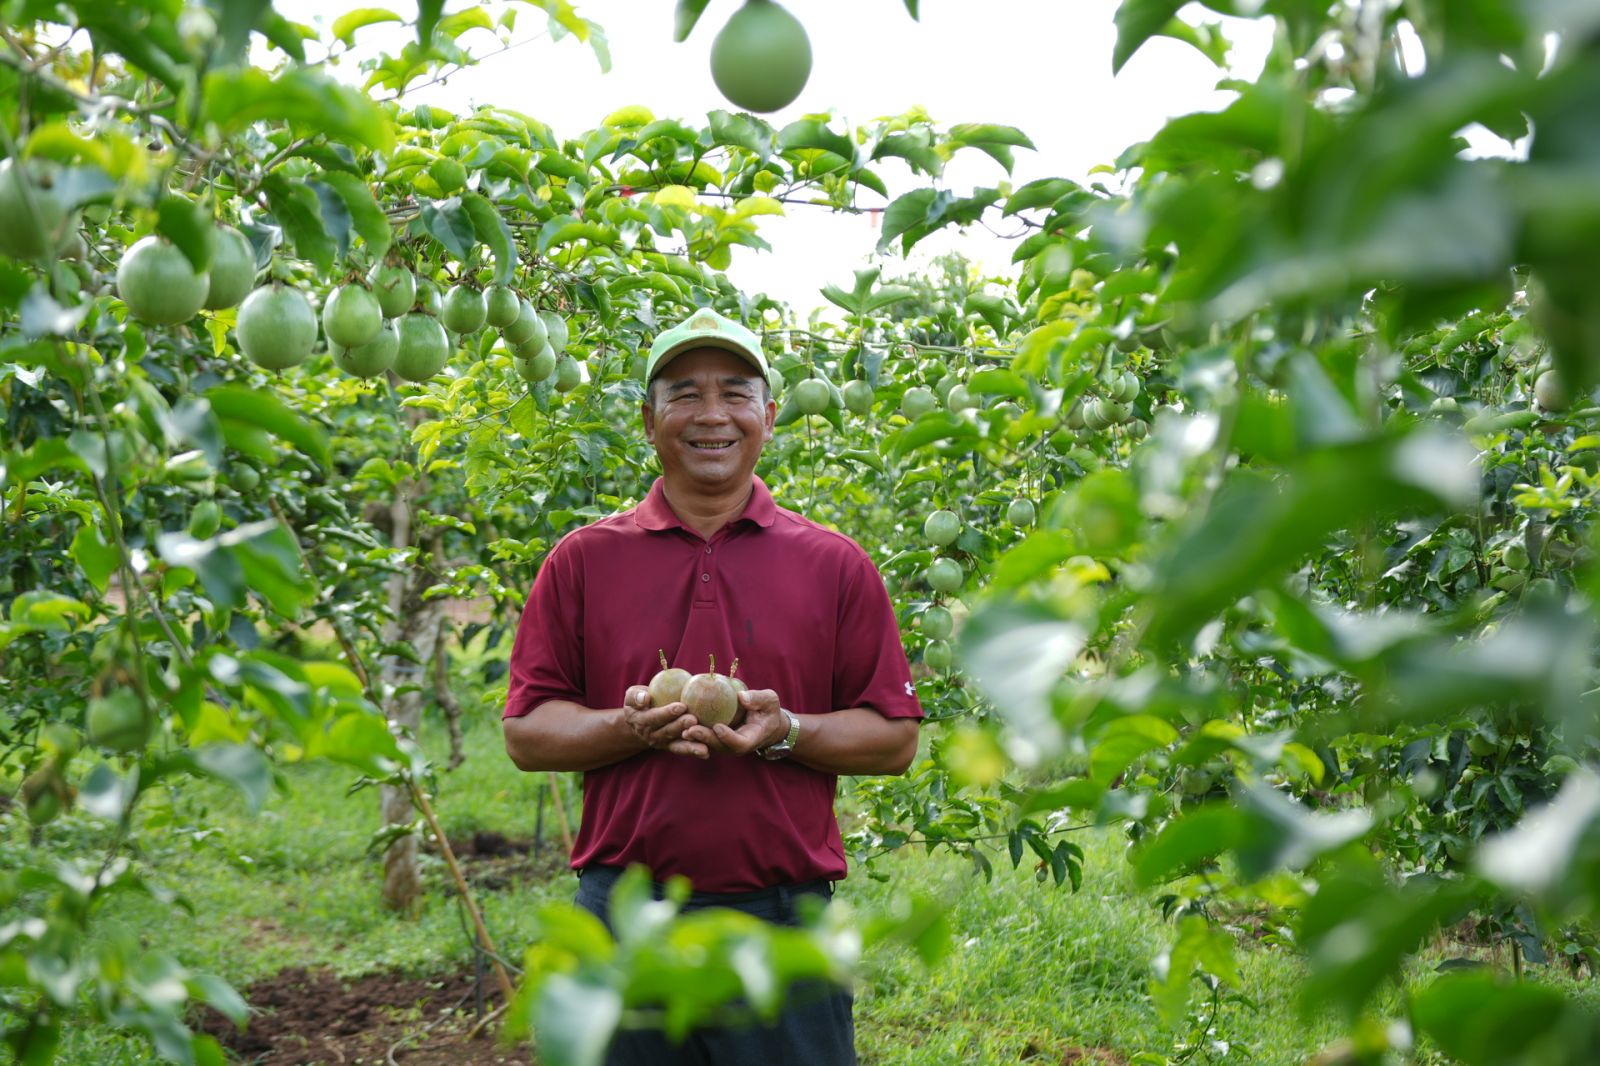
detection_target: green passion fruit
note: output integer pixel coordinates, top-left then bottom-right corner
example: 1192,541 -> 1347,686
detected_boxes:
322,283 -> 383,348
923,639 -> 953,671
414,278 -> 442,316
484,285 -> 521,329
117,236 -> 210,325
710,0 -> 812,114
1007,498 -> 1036,527
203,225 -> 258,310
0,157 -> 68,261
924,509 -> 961,547
334,321 -> 399,378
793,378 -> 830,415
367,261 -> 416,318
926,557 -> 964,594
539,310 -> 570,354
237,283 -> 317,370
1535,370 -> 1570,412
920,605 -> 954,640
392,313 -> 450,381
503,298 -> 546,347
516,344 -> 557,383
441,284 -> 488,334
842,379 -> 874,415
553,354 -> 583,392
901,386 -> 937,420
87,690 -> 151,753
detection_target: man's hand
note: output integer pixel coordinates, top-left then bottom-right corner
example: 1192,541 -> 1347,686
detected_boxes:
622,685 -> 709,759
682,688 -> 788,757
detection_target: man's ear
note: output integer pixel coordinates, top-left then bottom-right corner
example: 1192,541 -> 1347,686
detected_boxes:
762,398 -> 776,441
642,400 -> 657,443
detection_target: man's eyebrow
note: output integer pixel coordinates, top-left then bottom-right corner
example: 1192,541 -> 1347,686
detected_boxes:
664,375 -> 758,393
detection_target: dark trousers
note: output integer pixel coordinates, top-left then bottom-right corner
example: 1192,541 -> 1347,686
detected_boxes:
574,865 -> 857,1066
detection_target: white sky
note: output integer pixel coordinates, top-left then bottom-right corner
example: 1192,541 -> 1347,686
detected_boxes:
276,1 -> 1274,313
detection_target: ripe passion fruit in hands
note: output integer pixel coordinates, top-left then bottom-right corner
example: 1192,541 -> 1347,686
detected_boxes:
680,654 -> 744,729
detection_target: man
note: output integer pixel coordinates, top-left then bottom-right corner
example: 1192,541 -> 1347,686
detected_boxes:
502,306 -> 923,1064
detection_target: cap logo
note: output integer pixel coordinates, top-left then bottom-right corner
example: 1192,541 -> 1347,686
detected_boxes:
688,309 -> 720,331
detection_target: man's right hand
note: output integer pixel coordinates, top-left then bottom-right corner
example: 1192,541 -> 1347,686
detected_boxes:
622,686 -> 709,759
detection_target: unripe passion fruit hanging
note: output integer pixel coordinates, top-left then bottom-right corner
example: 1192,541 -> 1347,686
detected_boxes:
367,261 -> 416,318
924,509 -> 961,547
485,285 -> 520,329
441,283 -> 488,334
926,557 -> 964,594
710,0 -> 812,113
0,157 -> 67,261
920,605 -> 954,640
553,354 -> 583,392
842,379 -> 874,415
503,298 -> 546,347
117,236 -> 210,325
901,386 -> 936,420
793,378 -> 830,415
539,310 -> 570,354
237,282 -> 317,370
334,321 -> 399,378
392,312 -> 450,381
204,225 -> 258,310
322,283 -> 383,348
516,344 -> 557,383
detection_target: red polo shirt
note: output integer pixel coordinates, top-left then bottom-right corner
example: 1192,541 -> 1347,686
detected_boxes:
504,475 -> 923,892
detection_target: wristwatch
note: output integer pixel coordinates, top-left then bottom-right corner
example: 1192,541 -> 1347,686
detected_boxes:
758,708 -> 801,760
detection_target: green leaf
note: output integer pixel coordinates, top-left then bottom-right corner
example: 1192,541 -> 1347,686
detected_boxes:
958,602 -> 1085,762
1232,784 -> 1373,881
204,385 -> 331,468
888,411 -> 979,458
71,522 -> 120,595
1134,805 -> 1245,886
461,192 -> 518,284
260,172 -> 335,274
674,0 -> 713,41
1411,971 -> 1571,1066
1089,715 -> 1179,783
1112,0 -> 1186,74
966,368 -> 1028,398
157,195 -> 214,273
331,7 -> 404,46
776,119 -> 855,163
418,196 -> 478,263
708,110 -> 773,160
1475,768 -> 1600,896
313,171 -> 391,260
188,745 -> 273,813
417,0 -> 445,46
535,972 -> 622,1066
200,67 -> 393,153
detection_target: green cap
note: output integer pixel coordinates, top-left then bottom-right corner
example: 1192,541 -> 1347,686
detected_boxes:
644,307 -> 768,383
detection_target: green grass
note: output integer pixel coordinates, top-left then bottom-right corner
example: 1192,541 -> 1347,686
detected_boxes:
9,714 -> 1590,1066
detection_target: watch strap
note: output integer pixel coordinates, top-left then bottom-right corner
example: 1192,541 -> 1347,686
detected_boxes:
759,708 -> 800,760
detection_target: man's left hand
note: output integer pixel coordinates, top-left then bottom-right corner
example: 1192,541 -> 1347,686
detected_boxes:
681,688 -> 788,756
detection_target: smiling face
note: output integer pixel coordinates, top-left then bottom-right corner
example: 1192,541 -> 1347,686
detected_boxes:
643,346 -> 776,497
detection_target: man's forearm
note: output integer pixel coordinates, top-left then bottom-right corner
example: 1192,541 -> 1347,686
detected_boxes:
503,700 -> 646,772
790,708 -> 919,777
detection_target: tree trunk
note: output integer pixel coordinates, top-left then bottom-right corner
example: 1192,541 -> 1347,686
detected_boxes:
378,475 -> 447,913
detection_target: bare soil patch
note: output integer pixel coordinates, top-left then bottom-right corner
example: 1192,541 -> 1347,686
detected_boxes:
438,829 -> 572,891
197,965 -> 532,1065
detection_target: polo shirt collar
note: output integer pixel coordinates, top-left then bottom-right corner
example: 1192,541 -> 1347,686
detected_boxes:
634,476 -> 777,533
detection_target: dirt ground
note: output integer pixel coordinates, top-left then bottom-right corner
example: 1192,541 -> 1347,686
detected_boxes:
198,832 -> 563,1065
196,965 -> 532,1065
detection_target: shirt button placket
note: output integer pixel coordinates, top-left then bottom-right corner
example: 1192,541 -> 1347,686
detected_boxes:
696,541 -> 714,602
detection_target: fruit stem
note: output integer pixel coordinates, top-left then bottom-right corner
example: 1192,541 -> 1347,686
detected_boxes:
659,648 -> 669,670
708,653 -> 716,675
728,657 -> 739,680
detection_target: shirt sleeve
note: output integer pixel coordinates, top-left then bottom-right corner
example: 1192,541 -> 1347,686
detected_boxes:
504,535 -> 588,719
831,548 -> 924,719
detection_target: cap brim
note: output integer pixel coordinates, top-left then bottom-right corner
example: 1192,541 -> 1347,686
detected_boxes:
648,336 -> 765,380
